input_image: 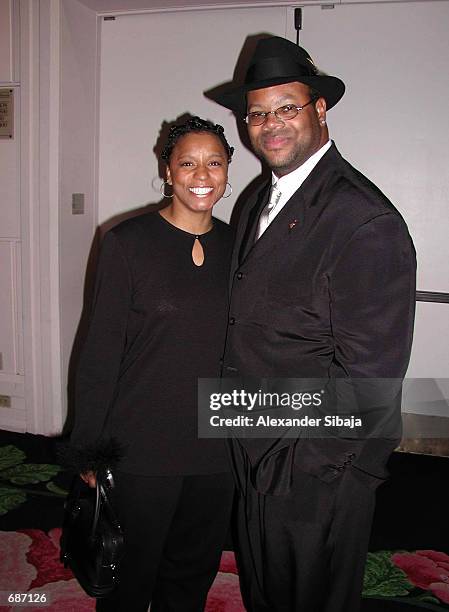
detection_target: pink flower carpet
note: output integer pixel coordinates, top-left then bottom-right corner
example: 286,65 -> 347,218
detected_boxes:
0,529 -> 244,612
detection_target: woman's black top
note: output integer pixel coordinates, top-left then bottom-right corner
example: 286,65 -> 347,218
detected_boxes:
70,211 -> 233,475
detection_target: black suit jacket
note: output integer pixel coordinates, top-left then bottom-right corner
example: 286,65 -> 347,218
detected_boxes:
223,143 -> 416,494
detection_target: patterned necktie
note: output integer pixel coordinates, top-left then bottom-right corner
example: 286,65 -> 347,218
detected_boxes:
255,183 -> 282,240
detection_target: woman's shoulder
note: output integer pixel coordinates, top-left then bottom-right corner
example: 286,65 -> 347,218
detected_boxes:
107,210 -> 161,243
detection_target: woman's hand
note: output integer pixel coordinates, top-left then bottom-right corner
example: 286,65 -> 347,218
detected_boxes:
80,471 -> 97,488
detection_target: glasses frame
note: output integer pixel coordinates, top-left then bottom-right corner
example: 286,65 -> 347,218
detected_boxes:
244,97 -> 318,126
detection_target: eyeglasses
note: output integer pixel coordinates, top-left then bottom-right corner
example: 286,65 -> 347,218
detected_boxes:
245,98 -> 318,127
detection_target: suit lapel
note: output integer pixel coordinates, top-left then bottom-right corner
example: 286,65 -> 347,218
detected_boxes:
231,143 -> 343,277
239,183 -> 271,263
244,188 -> 308,263
229,180 -> 270,292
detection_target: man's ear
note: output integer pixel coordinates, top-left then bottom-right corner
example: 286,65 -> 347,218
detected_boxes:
316,96 -> 327,125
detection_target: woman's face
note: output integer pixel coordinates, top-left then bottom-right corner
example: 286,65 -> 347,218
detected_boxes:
166,132 -> 229,214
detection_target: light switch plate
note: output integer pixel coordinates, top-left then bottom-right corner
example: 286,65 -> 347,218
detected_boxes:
72,193 -> 85,215
0,395 -> 11,408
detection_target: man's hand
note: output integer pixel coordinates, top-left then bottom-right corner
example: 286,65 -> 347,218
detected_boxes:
80,471 -> 97,488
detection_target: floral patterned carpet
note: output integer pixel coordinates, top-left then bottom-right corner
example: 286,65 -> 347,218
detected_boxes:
0,435 -> 244,611
0,529 -> 243,611
1,431 -> 449,611
2,527 -> 449,611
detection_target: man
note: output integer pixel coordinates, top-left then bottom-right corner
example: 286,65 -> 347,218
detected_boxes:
208,36 -> 416,611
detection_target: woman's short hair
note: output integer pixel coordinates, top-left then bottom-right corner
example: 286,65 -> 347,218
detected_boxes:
161,116 -> 234,163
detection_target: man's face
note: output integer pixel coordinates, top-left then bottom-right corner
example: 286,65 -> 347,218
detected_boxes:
246,81 -> 327,177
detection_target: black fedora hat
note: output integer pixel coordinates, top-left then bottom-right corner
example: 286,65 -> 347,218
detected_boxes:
208,36 -> 345,116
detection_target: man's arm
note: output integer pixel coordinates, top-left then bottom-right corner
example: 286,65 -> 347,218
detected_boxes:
330,212 -> 416,378
328,212 -> 416,472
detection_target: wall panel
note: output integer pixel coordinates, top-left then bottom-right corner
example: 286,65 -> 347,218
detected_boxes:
0,0 -> 13,82
0,87 -> 20,237
291,1 -> 449,293
98,6 -> 288,225
0,240 -> 19,374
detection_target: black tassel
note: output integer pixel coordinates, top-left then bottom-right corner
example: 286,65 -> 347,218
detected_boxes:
57,438 -> 124,474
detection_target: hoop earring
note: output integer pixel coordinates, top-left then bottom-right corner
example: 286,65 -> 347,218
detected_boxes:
160,180 -> 173,198
222,182 -> 233,199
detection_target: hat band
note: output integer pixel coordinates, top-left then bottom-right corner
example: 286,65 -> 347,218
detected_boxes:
245,56 -> 317,84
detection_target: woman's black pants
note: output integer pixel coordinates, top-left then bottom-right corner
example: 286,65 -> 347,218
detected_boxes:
96,471 -> 234,612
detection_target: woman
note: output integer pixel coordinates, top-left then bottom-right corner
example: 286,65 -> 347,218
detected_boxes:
68,117 -> 235,611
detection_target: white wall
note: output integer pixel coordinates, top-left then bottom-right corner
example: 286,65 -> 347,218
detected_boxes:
59,0 -> 99,429
295,1 -> 449,293
97,6 -> 288,226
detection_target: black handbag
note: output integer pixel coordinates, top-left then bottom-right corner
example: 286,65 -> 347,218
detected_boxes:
60,468 -> 124,598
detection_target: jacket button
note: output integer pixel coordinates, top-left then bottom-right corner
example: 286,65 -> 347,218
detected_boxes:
229,317 -> 236,325
236,272 -> 244,280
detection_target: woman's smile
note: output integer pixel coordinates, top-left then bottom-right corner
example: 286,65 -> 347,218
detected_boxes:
189,186 -> 214,196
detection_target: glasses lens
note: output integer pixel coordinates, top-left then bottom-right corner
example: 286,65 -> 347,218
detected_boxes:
276,105 -> 299,121
247,113 -> 265,126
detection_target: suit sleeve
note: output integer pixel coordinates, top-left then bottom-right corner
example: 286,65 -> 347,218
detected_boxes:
330,212 -> 416,379
328,213 -> 416,471
67,230 -> 131,471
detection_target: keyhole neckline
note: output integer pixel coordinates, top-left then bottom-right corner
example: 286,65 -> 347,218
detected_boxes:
157,211 -> 214,238
192,235 -> 206,267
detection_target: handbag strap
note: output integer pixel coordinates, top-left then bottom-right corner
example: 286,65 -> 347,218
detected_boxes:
90,469 -> 122,538
91,480 -> 101,539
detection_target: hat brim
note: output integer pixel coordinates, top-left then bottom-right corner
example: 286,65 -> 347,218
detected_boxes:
208,75 -> 345,116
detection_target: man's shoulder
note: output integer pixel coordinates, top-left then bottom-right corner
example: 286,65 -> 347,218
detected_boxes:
212,216 -> 235,246
241,178 -> 270,214
323,148 -> 405,224
212,215 -> 232,232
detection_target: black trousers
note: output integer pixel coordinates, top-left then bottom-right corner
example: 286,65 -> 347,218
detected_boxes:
233,464 -> 378,612
96,471 -> 234,612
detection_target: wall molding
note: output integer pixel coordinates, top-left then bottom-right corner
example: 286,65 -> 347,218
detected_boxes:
416,291 -> 449,304
18,0 -> 63,435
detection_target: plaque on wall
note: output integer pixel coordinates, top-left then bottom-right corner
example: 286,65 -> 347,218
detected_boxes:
0,88 -> 14,139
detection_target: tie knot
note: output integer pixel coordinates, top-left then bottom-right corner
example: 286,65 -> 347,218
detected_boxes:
268,184 -> 281,211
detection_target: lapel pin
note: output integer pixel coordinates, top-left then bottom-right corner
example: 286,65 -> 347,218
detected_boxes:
289,219 -> 298,231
